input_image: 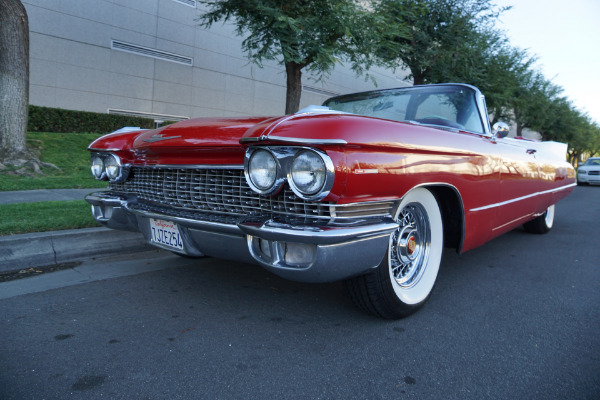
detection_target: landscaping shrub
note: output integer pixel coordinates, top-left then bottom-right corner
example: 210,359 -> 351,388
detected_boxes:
28,105 -> 157,134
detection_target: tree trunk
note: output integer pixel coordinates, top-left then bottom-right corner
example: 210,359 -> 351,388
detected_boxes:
285,62 -> 302,114
412,67 -> 426,86
516,123 -> 523,137
0,0 -> 29,159
413,75 -> 425,86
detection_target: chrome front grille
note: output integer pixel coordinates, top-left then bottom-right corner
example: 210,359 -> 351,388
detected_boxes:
109,166 -> 393,222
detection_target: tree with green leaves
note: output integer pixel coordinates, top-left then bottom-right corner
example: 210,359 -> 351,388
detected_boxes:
198,0 -> 384,114
510,71 -> 561,136
373,0 -> 506,85
476,42 -> 535,125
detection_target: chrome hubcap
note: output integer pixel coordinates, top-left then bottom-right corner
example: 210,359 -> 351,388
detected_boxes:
396,226 -> 421,264
390,203 -> 431,287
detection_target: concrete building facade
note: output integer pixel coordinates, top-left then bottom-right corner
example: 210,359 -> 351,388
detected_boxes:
23,0 -> 407,121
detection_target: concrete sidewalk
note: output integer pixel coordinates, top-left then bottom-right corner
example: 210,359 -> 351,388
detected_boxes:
0,189 -> 150,273
0,188 -> 96,204
0,227 -> 150,273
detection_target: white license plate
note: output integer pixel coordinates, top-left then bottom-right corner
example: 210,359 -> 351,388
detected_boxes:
150,218 -> 183,250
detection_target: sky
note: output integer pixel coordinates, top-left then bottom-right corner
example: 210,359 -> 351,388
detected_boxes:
493,0 -> 600,125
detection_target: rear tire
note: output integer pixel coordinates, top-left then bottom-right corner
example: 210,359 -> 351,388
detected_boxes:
344,188 -> 444,319
523,205 -> 555,234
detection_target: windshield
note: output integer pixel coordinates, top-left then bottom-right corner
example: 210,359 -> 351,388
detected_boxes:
324,85 -> 486,134
584,158 -> 600,166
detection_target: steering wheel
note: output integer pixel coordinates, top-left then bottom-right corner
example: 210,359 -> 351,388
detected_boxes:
419,115 -> 465,129
422,115 -> 449,121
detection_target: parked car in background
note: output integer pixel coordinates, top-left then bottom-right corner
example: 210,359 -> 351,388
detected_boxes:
577,157 -> 600,185
86,84 -> 576,319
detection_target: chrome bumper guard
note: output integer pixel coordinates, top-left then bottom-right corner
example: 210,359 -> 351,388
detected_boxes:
86,191 -> 398,282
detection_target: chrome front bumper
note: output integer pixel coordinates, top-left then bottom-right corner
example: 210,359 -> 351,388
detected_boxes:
86,191 -> 398,283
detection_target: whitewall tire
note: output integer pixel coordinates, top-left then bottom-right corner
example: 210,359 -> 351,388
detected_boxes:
344,188 -> 444,319
523,205 -> 555,234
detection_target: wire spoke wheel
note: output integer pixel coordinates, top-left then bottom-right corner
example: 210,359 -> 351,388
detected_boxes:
390,203 -> 431,288
344,188 -> 444,319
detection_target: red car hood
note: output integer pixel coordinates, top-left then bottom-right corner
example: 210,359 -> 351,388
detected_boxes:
133,116 -> 275,149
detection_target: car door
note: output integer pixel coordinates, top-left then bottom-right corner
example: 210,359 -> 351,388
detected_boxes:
493,137 -> 541,233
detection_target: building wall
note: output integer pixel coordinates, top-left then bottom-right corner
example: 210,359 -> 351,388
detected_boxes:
23,0 -> 408,120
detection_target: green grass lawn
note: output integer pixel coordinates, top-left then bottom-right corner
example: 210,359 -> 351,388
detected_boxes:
0,200 -> 99,235
0,132 -> 108,191
0,132 -> 106,235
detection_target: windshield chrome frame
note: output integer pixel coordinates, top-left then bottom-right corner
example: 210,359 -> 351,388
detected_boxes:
324,83 -> 492,137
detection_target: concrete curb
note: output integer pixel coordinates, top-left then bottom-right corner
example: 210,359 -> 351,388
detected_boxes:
0,227 -> 150,273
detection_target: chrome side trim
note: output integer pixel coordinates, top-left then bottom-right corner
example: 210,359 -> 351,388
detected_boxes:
88,147 -> 121,152
469,183 -> 576,212
143,164 -> 243,170
265,114 -> 298,137
270,136 -> 347,145
239,137 -> 261,143
240,136 -> 347,145
238,218 -> 398,245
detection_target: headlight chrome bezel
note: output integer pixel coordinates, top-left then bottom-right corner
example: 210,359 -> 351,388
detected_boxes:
90,152 -> 129,182
91,154 -> 105,180
244,148 -> 285,195
244,146 -> 335,201
288,149 -> 334,200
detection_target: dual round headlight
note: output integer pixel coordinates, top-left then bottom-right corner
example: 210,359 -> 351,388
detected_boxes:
91,155 -> 105,179
290,150 -> 327,196
245,147 -> 333,200
248,149 -> 278,191
91,153 -> 125,181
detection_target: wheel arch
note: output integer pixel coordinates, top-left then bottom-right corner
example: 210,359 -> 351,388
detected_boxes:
419,184 -> 465,253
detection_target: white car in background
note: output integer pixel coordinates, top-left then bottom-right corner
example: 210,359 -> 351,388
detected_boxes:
577,157 -> 600,185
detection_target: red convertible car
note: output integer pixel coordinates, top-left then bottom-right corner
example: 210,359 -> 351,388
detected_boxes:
86,84 -> 576,318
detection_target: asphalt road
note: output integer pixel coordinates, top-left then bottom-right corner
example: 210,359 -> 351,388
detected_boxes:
1,186 -> 599,399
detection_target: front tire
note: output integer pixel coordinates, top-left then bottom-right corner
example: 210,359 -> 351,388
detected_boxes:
344,188 -> 444,319
523,205 -> 555,234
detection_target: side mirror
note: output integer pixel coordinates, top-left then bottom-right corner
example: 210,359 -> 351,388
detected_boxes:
492,122 -> 510,138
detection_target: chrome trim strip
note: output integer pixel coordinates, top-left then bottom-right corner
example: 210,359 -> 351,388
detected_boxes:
265,114 -> 298,137
240,136 -> 347,145
142,134 -> 181,143
238,218 -> 398,245
239,137 -> 261,143
491,214 -> 533,232
239,111 -> 347,146
141,164 -> 244,170
270,136 -> 347,145
469,183 -> 576,212
88,147 -> 121,152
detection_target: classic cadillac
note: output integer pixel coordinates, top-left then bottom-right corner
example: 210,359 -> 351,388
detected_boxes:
86,83 -> 575,318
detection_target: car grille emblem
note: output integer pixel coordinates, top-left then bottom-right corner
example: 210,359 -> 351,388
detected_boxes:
143,134 -> 181,143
